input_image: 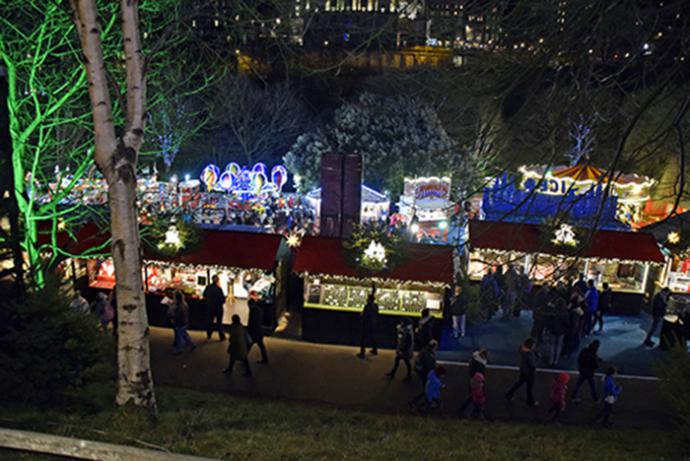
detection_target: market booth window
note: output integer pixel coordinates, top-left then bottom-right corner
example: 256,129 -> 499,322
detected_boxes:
293,236 -> 453,346
467,220 -> 664,313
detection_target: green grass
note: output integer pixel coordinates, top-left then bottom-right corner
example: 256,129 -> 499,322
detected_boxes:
0,384 -> 686,461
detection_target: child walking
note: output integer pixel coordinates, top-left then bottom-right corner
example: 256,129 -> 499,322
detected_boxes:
423,365 -> 446,412
465,371 -> 487,419
546,372 -> 571,423
593,366 -> 623,427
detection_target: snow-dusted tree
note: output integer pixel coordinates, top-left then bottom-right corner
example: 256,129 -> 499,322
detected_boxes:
285,93 -> 456,196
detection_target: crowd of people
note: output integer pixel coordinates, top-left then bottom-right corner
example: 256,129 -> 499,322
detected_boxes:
185,193 -> 318,235
355,275 -> 642,426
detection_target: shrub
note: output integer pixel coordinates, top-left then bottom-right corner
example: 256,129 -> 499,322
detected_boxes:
0,277 -> 114,404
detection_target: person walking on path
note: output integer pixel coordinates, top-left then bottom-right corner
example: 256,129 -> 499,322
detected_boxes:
584,280 -> 599,336
416,308 -> 434,349
505,337 -> 540,407
546,372 -> 570,423
172,291 -> 195,354
593,366 -> 623,427
423,365 -> 446,412
644,287 -> 670,347
450,285 -> 468,338
203,275 -> 226,341
596,282 -> 613,333
571,340 -> 602,403
409,339 -> 438,407
223,315 -> 252,376
516,266 -> 532,317
465,371 -> 487,419
459,348 -> 488,413
247,291 -> 269,364
386,318 -> 414,380
357,293 -> 379,358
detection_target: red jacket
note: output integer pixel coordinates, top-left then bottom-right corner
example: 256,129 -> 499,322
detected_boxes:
550,374 -> 570,410
470,372 -> 486,405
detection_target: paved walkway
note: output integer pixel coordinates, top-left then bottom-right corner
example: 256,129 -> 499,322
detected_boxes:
150,327 -> 675,430
436,311 -> 678,376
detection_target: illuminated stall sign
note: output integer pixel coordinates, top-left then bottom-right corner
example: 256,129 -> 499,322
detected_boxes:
407,177 -> 451,201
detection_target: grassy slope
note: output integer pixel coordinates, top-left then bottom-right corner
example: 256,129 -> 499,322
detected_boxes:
0,385 -> 685,461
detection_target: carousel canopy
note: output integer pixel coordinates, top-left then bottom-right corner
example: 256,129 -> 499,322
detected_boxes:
292,236 -> 454,284
521,163 -> 654,187
41,224 -> 283,271
469,220 -> 664,264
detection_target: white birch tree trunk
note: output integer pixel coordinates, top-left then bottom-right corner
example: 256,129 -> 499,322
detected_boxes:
71,0 -> 156,410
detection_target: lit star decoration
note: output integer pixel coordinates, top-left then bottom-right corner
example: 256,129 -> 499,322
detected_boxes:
286,232 -> 302,248
551,223 -> 578,247
159,225 -> 182,250
667,231 -> 681,244
363,240 -> 387,265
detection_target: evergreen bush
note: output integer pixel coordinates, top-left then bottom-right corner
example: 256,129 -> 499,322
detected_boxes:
0,278 -> 114,403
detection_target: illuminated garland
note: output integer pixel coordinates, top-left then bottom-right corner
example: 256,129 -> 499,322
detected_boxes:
342,223 -> 404,273
471,247 -> 665,267
300,271 -> 450,290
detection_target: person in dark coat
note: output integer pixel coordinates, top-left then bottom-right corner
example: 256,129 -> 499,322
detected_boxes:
596,282 -> 613,332
531,285 -> 551,343
172,291 -> 195,354
357,293 -> 379,358
502,265 -> 518,319
450,285 -> 468,338
223,314 -> 251,376
203,275 -> 226,341
416,308 -> 434,348
386,318 -> 414,380
562,293 -> 585,359
584,280 -> 600,336
545,296 -> 569,367
480,270 -> 499,320
505,337 -> 540,406
574,273 -> 587,296
459,348 -> 488,414
516,266 -> 531,317
247,291 -> 268,364
644,287 -> 670,347
409,339 -> 438,407
571,340 -> 601,403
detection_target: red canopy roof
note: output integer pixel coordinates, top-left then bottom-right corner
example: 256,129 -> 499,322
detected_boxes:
146,229 -> 281,271
469,220 -> 664,263
42,224 -> 282,271
292,236 -> 454,284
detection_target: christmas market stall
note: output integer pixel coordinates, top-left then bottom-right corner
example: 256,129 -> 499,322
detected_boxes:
292,230 -> 454,346
398,176 -> 453,241
47,224 -> 288,331
467,220 -> 665,314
